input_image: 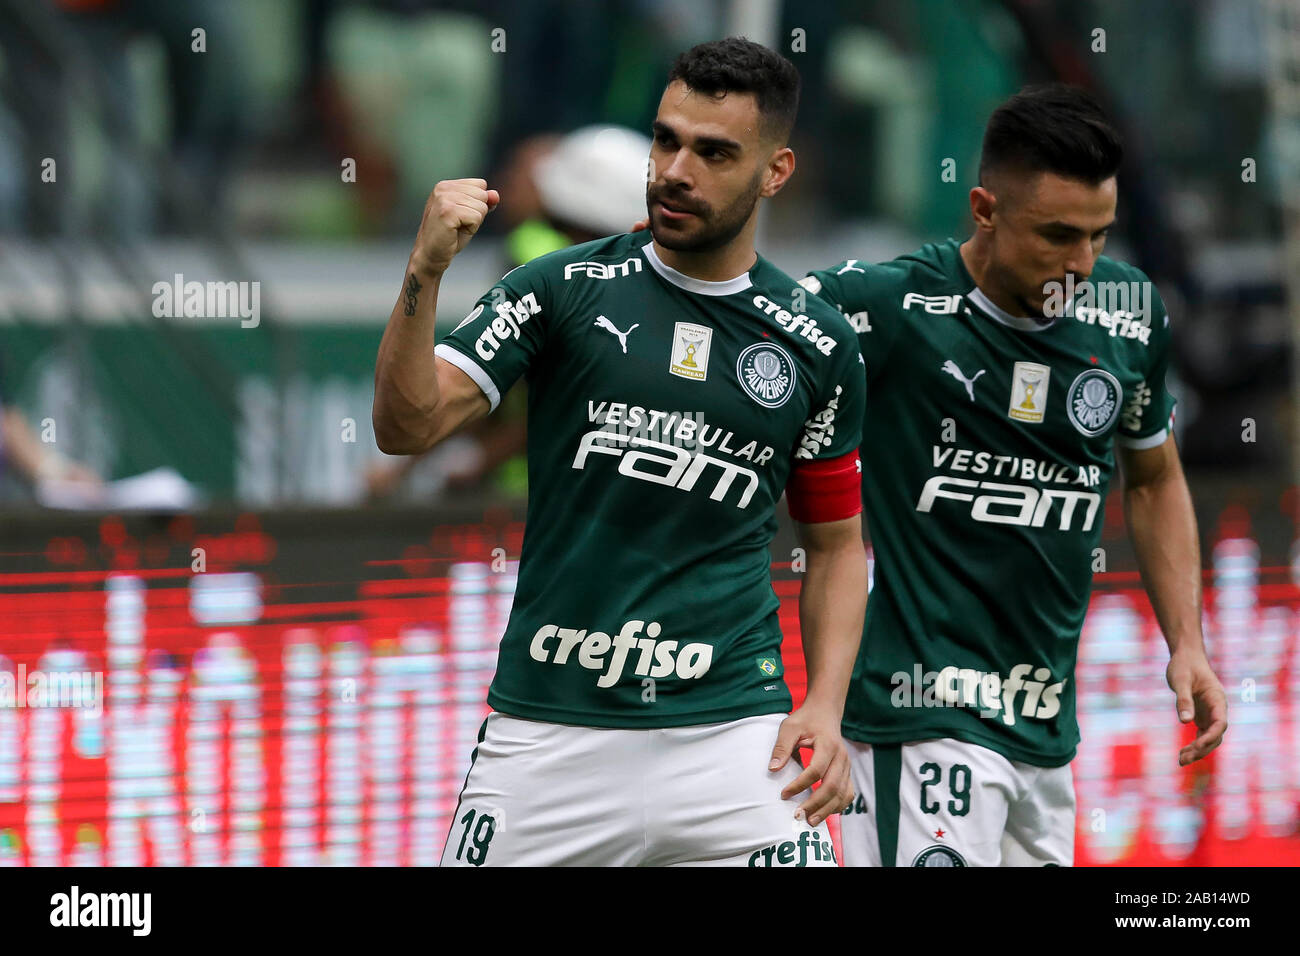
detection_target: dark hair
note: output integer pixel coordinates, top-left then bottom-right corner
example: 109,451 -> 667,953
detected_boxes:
979,84 -> 1123,186
667,37 -> 801,143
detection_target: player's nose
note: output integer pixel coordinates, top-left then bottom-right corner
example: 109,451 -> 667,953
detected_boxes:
1063,240 -> 1097,281
658,150 -> 695,189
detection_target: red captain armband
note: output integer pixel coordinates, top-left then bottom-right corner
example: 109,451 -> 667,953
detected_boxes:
785,449 -> 863,523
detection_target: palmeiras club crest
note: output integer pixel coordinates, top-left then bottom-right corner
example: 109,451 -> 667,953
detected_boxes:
1067,367 -> 1122,436
736,342 -> 796,408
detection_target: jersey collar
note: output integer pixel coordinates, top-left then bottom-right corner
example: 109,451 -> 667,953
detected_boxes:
951,238 -> 1063,333
641,241 -> 753,296
965,287 -> 1059,333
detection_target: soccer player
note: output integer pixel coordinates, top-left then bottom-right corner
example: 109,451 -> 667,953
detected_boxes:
373,38 -> 868,866
800,85 -> 1228,866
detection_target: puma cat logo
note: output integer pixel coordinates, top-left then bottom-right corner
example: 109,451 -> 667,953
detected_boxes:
594,315 -> 638,354
941,360 -> 985,401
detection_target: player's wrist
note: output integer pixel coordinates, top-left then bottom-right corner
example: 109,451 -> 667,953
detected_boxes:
407,251 -> 448,283
795,692 -> 846,723
1167,640 -> 1210,663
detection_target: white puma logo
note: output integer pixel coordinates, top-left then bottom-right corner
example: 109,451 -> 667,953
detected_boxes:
941,360 -> 985,400
593,315 -> 638,353
837,259 -> 866,275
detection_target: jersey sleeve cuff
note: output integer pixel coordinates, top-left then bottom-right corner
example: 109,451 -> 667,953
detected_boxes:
1115,427 -> 1168,450
435,343 -> 501,412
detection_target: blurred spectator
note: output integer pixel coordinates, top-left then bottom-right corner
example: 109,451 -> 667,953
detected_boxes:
0,0 -> 248,237
0,359 -> 102,500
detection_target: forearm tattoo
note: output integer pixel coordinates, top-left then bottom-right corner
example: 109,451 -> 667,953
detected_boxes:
403,273 -> 422,316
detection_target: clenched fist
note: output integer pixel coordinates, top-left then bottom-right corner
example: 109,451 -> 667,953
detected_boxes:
411,179 -> 501,278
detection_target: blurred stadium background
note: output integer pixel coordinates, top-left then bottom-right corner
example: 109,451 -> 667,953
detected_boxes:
0,0 -> 1298,866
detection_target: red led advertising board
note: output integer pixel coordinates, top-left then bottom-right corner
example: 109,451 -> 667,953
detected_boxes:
0,512 -> 1297,866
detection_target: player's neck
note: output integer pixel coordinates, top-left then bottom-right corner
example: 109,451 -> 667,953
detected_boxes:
959,236 -> 1029,318
652,229 -> 759,283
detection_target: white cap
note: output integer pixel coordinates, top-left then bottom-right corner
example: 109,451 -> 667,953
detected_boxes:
531,125 -> 652,237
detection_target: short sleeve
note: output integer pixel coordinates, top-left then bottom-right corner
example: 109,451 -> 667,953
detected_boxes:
800,260 -> 897,382
794,315 -> 866,462
1115,280 -> 1177,449
435,261 -> 552,413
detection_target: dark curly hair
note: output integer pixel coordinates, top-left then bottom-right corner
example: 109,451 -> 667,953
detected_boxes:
667,37 -> 801,144
980,84 -> 1124,186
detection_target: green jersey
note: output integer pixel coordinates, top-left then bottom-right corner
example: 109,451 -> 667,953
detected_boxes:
438,232 -> 865,728
803,239 -> 1176,766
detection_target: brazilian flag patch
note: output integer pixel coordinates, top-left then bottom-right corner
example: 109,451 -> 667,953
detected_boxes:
756,657 -> 779,678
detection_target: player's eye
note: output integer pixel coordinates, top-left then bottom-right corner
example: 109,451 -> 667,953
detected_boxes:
655,133 -> 676,148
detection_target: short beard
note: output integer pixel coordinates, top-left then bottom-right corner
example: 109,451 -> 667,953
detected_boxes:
648,173 -> 762,253
1016,294 -> 1055,326
988,259 -> 1056,325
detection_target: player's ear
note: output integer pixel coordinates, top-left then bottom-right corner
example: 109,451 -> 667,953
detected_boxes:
969,186 -> 996,230
761,147 -> 795,198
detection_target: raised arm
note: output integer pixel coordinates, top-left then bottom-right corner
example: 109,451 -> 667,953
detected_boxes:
373,179 -> 499,455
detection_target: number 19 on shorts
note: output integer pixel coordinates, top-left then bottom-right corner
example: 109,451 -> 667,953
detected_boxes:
453,808 -> 498,866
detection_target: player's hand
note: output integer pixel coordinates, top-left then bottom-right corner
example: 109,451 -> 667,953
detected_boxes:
411,179 -> 500,277
1167,649 -> 1227,766
769,702 -> 854,827
629,217 -> 649,232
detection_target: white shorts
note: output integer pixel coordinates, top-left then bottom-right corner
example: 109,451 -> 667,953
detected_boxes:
440,712 -> 838,867
840,738 -> 1074,866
